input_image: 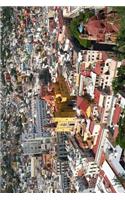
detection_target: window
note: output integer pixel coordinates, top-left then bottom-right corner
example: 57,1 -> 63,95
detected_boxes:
45,139 -> 50,143
89,170 -> 96,173
90,166 -> 97,169
69,123 -> 75,126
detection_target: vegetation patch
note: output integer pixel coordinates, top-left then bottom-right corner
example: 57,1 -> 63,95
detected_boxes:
116,110 -> 125,148
112,65 -> 125,95
113,7 -> 125,60
69,11 -> 94,48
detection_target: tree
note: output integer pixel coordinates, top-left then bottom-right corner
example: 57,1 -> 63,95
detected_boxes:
11,68 -> 17,80
9,83 -> 14,92
116,112 -> 125,149
29,73 -> 34,82
113,7 -> 125,59
1,71 -> 6,85
112,65 -> 125,94
69,10 -> 93,48
117,65 -> 125,76
5,184 -> 13,193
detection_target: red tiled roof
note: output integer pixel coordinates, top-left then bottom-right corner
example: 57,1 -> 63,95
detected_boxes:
99,151 -> 105,166
43,95 -> 54,105
77,169 -> 84,177
94,88 -> 101,104
81,70 -> 91,77
99,169 -> 105,177
112,24 -> 120,33
103,175 -> 116,193
99,169 -> 116,193
77,96 -> 90,117
89,120 -> 95,134
105,22 -> 114,33
93,61 -> 101,75
80,63 -> 85,71
97,33 -> 105,42
86,19 -> 106,37
102,51 -> 108,61
112,105 -> 121,125
5,72 -> 11,82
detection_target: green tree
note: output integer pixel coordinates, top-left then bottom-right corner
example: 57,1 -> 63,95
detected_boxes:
112,65 -> 125,94
116,112 -> 125,148
1,72 -> 6,85
69,10 -> 93,48
113,7 -> 125,59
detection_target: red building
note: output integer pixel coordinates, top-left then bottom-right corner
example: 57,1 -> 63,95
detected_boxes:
83,10 -> 120,43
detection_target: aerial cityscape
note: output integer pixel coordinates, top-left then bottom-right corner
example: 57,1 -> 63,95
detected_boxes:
0,6 -> 125,193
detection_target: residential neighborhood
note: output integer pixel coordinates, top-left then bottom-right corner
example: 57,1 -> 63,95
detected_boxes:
0,6 -> 125,193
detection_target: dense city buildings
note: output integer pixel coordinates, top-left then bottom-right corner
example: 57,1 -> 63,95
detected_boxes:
0,6 -> 125,193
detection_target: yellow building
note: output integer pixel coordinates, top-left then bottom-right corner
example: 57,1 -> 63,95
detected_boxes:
43,76 -> 77,133
53,75 -> 76,118
53,117 -> 76,132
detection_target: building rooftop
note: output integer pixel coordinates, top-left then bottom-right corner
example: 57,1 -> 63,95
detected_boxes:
81,70 -> 91,77
86,18 -> 105,38
89,120 -> 95,134
100,161 -> 125,193
77,96 -> 90,118
94,88 -> 101,105
102,51 -> 108,61
112,105 -> 121,125
92,61 -> 102,75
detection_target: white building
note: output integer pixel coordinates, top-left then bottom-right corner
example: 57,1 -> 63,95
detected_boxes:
65,140 -> 99,178
95,161 -> 125,193
22,138 -> 52,155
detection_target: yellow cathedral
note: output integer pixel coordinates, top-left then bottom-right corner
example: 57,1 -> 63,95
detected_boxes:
51,75 -> 76,133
